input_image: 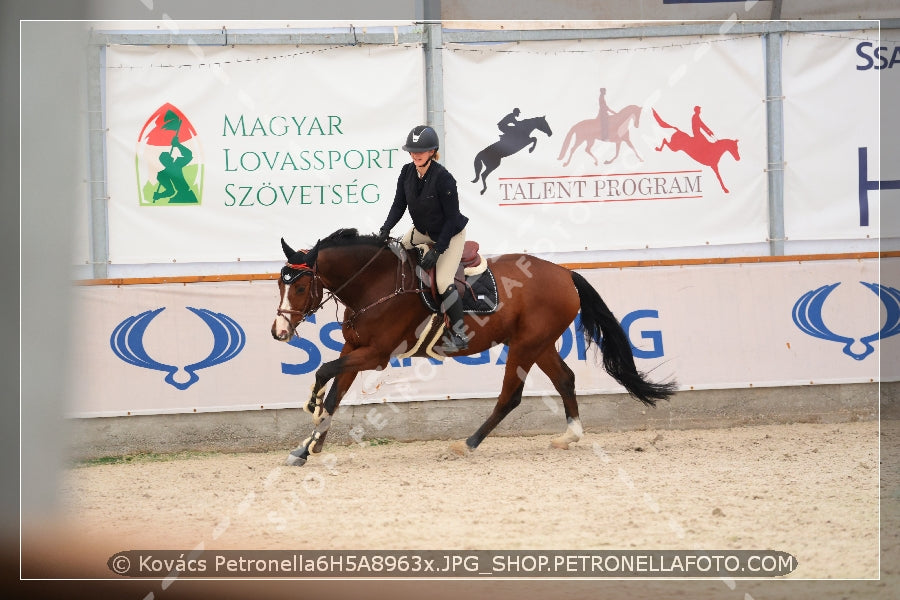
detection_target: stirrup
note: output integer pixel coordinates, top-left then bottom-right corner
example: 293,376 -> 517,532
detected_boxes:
440,329 -> 469,353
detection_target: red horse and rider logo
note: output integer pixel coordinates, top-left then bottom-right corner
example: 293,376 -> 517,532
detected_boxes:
653,106 -> 740,194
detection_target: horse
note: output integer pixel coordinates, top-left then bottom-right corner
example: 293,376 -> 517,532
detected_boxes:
652,108 -> 740,193
271,228 -> 677,466
471,116 -> 553,195
557,104 -> 644,167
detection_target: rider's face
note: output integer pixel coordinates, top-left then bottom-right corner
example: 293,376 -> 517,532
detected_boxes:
409,150 -> 434,167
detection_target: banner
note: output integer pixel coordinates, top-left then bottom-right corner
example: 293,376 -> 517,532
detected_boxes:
781,30 -> 882,240
442,35 -> 769,253
104,43 -> 424,264
66,258 -> 893,417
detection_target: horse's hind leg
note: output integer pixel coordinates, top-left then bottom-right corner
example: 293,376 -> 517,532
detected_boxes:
479,160 -> 499,195
563,140 -> 580,167
453,349 -> 536,454
535,347 -> 583,449
584,140 -> 600,166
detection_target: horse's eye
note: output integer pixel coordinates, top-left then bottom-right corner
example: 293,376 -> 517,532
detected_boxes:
295,286 -> 306,293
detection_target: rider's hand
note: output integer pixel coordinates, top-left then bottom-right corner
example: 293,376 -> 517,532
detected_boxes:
420,248 -> 440,270
377,227 -> 390,242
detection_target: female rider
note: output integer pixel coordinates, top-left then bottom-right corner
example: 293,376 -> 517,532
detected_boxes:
378,125 -> 470,353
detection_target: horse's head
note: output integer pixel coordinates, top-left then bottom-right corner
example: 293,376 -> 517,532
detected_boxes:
727,139 -> 740,161
271,238 -> 320,342
536,116 -> 553,137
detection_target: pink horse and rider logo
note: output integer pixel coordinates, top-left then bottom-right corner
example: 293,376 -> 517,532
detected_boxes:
557,88 -> 644,167
653,106 -> 740,193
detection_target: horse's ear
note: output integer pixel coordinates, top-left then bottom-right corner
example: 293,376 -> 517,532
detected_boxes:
281,238 -> 294,260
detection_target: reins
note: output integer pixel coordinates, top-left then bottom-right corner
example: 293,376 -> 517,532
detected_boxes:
277,241 -> 422,339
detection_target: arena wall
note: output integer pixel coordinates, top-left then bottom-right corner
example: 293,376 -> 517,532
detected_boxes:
62,19 -> 899,458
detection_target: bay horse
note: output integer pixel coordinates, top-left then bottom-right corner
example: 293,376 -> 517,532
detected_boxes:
557,104 -> 644,167
272,228 -> 676,466
471,116 -> 553,195
652,108 -> 740,193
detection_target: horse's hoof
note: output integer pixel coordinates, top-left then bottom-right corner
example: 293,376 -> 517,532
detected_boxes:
285,453 -> 307,467
285,456 -> 306,466
450,440 -> 472,456
550,439 -> 571,450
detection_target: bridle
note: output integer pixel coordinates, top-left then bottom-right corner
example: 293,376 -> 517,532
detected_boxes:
276,262 -> 326,339
276,244 -> 415,339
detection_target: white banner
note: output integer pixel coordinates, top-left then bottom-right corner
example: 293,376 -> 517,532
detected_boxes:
105,43 -> 424,264
67,258 -> 894,417
442,35 -> 769,252
781,31 -> 882,240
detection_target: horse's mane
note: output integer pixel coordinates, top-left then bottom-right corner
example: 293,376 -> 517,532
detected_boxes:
305,228 -> 385,265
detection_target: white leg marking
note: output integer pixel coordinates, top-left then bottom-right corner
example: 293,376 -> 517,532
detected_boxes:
551,417 -> 584,449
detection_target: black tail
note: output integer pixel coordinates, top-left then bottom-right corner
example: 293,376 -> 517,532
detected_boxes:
571,271 -> 677,407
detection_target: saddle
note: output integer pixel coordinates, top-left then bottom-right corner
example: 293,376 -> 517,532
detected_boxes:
393,240 -> 499,361
401,240 -> 499,315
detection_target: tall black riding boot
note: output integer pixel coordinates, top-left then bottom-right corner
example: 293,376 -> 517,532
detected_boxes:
439,285 -> 469,353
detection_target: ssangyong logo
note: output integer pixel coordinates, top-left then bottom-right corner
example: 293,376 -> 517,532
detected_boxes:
136,103 -> 204,206
792,282 -> 900,360
110,307 -> 245,389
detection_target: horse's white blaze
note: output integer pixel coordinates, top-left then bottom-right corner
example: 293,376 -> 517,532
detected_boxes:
275,286 -> 293,338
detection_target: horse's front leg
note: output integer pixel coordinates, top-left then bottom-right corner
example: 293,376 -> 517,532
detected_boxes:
286,344 -> 388,466
304,354 -> 347,421
528,136 -> 538,153
623,135 -> 643,162
287,369 -> 359,466
712,165 -> 729,193
604,141 -> 621,165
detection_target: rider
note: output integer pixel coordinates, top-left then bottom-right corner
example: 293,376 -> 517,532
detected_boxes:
378,125 -> 471,354
497,108 -> 521,136
691,106 -> 716,143
596,88 -> 616,140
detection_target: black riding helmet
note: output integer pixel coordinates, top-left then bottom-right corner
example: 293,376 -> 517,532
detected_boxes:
402,125 -> 439,152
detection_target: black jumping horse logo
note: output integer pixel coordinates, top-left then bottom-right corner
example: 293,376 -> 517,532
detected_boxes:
471,115 -> 552,195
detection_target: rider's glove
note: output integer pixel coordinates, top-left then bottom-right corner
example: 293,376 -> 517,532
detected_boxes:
420,248 -> 440,270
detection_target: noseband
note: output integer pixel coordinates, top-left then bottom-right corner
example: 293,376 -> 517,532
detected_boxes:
276,262 -> 327,337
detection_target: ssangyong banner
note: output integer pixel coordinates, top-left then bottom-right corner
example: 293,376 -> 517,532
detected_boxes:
104,43 -> 424,264
781,30 -> 882,241
441,35 -> 769,253
66,259 -> 893,418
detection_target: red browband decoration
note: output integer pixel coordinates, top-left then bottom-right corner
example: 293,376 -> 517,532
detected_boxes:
287,263 -> 310,271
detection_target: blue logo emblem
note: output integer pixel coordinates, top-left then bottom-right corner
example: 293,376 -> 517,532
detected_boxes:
792,282 -> 900,360
110,307 -> 246,389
